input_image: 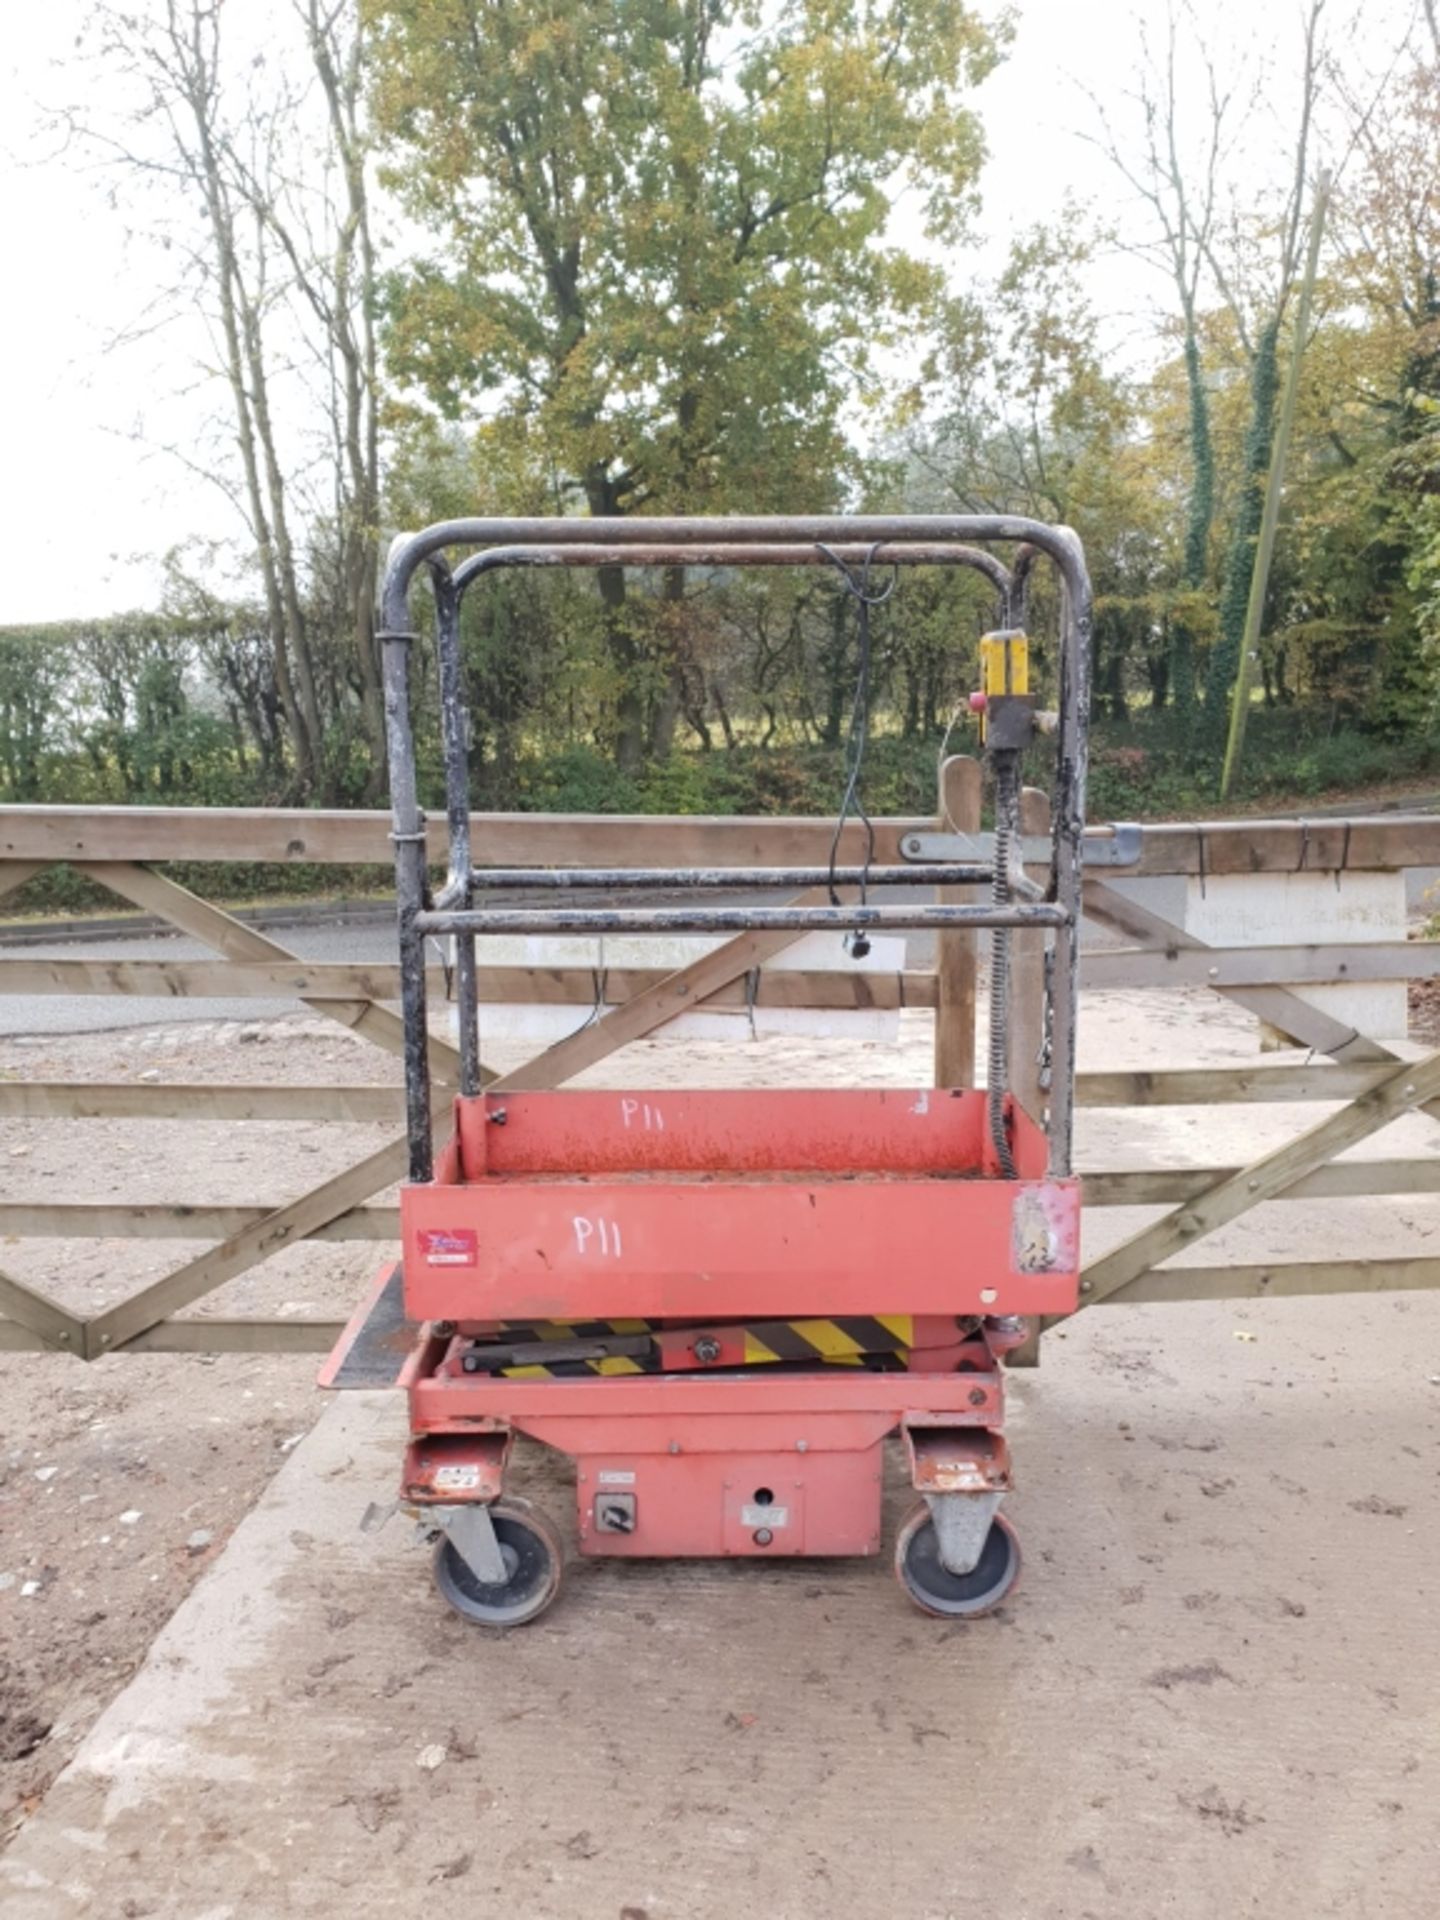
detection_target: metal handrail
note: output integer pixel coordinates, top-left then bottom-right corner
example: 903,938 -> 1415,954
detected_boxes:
378,515 -> 1093,1182
416,903 -> 1072,937
463,864 -> 996,891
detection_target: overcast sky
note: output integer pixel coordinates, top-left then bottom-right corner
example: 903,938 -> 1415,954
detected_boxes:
0,0 -> 1418,624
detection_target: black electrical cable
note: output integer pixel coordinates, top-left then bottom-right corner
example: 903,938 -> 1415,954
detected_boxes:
815,542 -> 897,959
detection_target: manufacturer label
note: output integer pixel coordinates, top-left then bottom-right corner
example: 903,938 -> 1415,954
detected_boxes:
741,1503 -> 789,1528
420,1227 -> 478,1267
598,1469 -> 636,1486
433,1464 -> 482,1491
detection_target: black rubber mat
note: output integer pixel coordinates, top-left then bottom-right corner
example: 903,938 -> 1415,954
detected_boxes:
328,1264 -> 417,1390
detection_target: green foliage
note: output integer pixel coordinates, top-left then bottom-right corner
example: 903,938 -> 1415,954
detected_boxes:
1395,385 -> 1440,680
0,860 -> 393,920
368,0 -> 1006,763
0,613 -> 264,807
519,746 -> 642,816
372,0 -> 1003,494
0,632 -> 69,800
17,14 -> 1440,843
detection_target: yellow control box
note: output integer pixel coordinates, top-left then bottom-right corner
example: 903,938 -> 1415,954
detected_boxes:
976,630 -> 1029,741
980,630 -> 1029,697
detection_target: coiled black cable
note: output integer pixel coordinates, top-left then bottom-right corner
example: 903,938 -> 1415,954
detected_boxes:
814,542 -> 897,958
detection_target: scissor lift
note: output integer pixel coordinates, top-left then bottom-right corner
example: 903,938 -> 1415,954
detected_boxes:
323,515 -> 1093,1624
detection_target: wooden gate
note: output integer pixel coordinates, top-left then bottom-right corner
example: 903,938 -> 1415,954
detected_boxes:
1,779 -> 1438,1359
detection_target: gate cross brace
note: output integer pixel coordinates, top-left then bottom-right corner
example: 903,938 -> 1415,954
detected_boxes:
1038,878 -> 1433,1334
1084,880 -> 1396,1063
81,891 -> 833,1355
0,861 -> 87,1351
75,862 -> 469,1086
1057,1044 -> 1440,1321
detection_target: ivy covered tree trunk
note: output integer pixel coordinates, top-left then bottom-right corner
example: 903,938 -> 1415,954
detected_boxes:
604,564 -> 646,776
1205,315 -> 1282,738
1143,616 -> 1171,711
581,468 -> 647,772
818,592 -> 853,748
647,565 -> 689,763
1171,328 -> 1214,729
1102,637 -> 1127,723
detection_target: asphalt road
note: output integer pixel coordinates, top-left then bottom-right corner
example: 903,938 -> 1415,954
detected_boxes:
0,915 -> 403,1037
2,863 -> 1433,1039
0,899 -> 949,1040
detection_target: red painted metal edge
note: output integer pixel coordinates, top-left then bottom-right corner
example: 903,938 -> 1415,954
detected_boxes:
411,1364 -> 1005,1424
403,1175 -> 1079,1321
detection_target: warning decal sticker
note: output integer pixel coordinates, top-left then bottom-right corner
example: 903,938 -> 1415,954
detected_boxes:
420,1227 -> 478,1267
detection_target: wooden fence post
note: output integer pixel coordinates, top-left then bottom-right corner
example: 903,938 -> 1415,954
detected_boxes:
934,754 -> 982,1090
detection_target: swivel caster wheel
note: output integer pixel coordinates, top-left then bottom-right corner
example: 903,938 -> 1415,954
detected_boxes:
432,1497 -> 564,1627
894,1504 -> 1021,1619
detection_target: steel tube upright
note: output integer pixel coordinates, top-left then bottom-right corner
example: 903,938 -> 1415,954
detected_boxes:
378,600 -> 436,1185
427,559 -> 482,1098
1045,541 -> 1093,1171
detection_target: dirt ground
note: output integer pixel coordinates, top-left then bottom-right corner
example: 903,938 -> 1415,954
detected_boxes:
3,990 -> 1440,1915
0,1017 -> 400,1840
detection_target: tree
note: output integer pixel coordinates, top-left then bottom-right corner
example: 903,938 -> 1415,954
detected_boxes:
904,221 -> 1164,723
1194,1 -> 1327,739
1085,6 -> 1240,720
0,635 -> 69,801
368,0 -> 1007,768
69,0 -> 385,796
75,2 -> 320,787
1336,48 -> 1440,677
1084,2 -> 1342,753
255,0 -> 387,791
1273,46 -> 1440,728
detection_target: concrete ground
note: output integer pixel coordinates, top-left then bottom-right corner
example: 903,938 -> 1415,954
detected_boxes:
4,969 -> 1440,1917
4,1284 -> 1439,1920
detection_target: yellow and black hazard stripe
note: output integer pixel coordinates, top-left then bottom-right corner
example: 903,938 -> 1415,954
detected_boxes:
469,1315 -> 916,1378
479,1317 -> 657,1379
738,1315 -> 913,1366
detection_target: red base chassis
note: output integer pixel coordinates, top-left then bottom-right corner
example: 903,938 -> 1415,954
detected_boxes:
324,1086 -> 1080,1622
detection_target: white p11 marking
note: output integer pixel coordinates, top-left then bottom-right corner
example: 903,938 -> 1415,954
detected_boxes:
619,1098 -> 664,1131
573,1215 -> 624,1258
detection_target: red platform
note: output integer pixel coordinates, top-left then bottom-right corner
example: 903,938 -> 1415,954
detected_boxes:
402,1087 -> 1080,1324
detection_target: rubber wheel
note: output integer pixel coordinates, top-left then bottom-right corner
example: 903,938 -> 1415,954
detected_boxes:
894,1504 -> 1021,1619
431,1498 -> 563,1627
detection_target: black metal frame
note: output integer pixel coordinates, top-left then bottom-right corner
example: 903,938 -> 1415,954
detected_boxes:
378,517 -> 1093,1185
